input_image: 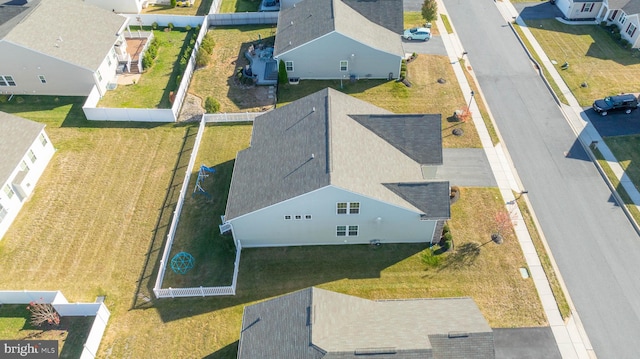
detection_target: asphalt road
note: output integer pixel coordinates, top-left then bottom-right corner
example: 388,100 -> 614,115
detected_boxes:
442,0 -> 640,357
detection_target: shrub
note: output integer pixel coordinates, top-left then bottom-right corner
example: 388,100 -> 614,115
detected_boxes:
168,23 -> 174,31
613,32 -> 622,41
421,249 -> 443,268
152,22 -> 158,30
185,25 -> 192,31
196,49 -> 211,68
142,55 -> 154,70
278,59 -> 288,84
170,0 -> 176,7
0,95 -> 7,103
201,33 -> 216,53
204,97 -> 220,113
600,21 -> 608,28
620,39 -> 630,48
190,38 -> 196,47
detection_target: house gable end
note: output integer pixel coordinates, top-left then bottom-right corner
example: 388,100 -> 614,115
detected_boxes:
383,182 -> 451,219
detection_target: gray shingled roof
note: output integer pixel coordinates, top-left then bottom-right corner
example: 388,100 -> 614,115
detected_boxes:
383,182 -> 451,219
274,0 -> 403,58
343,0 -> 404,33
1,0 -> 127,70
608,0 -> 640,14
238,287 -> 494,359
0,111 -> 45,186
225,88 -> 449,220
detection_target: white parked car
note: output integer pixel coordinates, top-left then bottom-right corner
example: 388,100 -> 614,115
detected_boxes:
402,27 -> 431,41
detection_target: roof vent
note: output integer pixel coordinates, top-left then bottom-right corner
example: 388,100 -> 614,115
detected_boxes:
311,153 -> 315,159
312,106 -> 315,112
448,331 -> 469,338
290,20 -> 294,25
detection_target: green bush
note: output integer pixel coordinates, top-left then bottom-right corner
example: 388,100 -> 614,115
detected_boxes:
170,0 -> 176,7
204,97 -> 220,113
142,55 -> 154,70
185,25 -> 192,32
620,39 -> 630,48
600,21 -> 608,28
152,22 -> 158,30
168,23 -> 174,31
421,249 -> 443,268
278,60 -> 288,84
613,32 -> 622,41
196,49 -> 211,68
201,33 -> 216,53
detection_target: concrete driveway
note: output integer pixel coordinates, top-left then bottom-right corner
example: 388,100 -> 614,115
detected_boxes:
494,327 -> 561,359
402,36 -> 447,56
443,0 -> 640,357
583,108 -> 640,137
512,1 -> 565,20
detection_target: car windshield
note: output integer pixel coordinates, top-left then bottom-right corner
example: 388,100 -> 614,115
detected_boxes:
604,97 -> 613,105
409,28 -> 418,33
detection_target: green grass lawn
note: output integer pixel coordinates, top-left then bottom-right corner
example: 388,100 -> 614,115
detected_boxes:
188,26 -> 277,112
0,305 -> 93,359
524,19 -> 640,107
142,0 -> 213,15
404,11 -> 440,36
219,0 -> 260,13
597,137 -> 640,223
98,28 -> 192,109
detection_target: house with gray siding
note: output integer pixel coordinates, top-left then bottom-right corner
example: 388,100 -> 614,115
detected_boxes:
0,0 -> 129,97
221,88 -> 450,248
238,287 -> 495,359
273,0 -> 405,80
0,112 -> 55,240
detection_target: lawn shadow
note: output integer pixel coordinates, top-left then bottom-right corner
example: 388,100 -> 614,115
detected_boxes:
130,124 -> 199,310
152,242 -> 426,323
202,340 -> 238,359
234,0 -> 260,12
438,242 -> 481,271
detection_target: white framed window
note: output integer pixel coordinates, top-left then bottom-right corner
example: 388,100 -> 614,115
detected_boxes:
39,133 -> 48,146
284,215 -> 292,220
28,150 -> 36,163
0,203 -> 7,223
626,23 -> 637,37
337,225 -> 358,236
38,75 -> 46,84
285,61 -> 294,72
581,3 -> 593,12
3,185 -> 14,199
305,214 -> 312,220
620,13 -> 627,25
97,70 -> 102,82
337,202 -> 360,214
19,161 -> 29,172
107,56 -> 112,66
340,60 -> 348,72
295,215 -> 302,220
0,75 -> 16,86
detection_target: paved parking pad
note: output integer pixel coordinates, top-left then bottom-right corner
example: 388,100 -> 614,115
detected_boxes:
494,327 -> 562,359
402,36 -> 447,56
583,108 -> 640,137
428,148 -> 497,187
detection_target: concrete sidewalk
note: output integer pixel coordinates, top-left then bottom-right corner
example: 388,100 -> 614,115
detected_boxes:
434,0 -> 595,357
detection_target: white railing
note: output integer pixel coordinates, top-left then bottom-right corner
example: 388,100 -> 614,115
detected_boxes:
0,291 -> 110,359
204,111 -> 266,123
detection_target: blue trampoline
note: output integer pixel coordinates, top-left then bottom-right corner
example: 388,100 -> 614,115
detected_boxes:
170,252 -> 195,275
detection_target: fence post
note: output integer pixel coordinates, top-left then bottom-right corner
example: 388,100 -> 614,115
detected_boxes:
200,286 -> 205,297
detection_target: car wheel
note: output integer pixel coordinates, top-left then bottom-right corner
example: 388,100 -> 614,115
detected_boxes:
423,38 -> 428,41
601,111 -> 608,116
407,36 -> 413,41
626,109 -> 632,114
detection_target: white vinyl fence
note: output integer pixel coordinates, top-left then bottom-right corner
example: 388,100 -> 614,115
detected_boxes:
203,111 -> 265,123
0,291 -> 110,359
153,115 -> 242,298
208,12 -> 278,25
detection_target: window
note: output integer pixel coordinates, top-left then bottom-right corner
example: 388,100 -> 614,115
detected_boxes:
19,161 -> 29,172
0,75 -> 16,86
337,225 -> 358,236
3,185 -> 14,199
620,13 -> 627,25
107,56 -> 112,66
0,204 -> 7,223
295,215 -> 302,220
39,133 -> 48,146
627,23 -> 637,37
348,225 -> 358,236
285,61 -> 294,72
28,150 -> 36,163
337,202 -> 360,214
97,70 -> 103,82
581,3 -> 593,12
340,60 -> 348,72
284,215 -> 292,220
38,75 -> 46,84
305,214 -> 312,220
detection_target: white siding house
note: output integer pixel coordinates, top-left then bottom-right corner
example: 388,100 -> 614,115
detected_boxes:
0,0 -> 129,97
0,112 -> 55,240
597,0 -> 640,47
273,0 -> 404,80
556,0 -> 603,20
222,88 -> 450,248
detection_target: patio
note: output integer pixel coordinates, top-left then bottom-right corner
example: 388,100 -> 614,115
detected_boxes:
244,44 -> 278,86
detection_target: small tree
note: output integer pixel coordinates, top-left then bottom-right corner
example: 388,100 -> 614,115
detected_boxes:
170,0 -> 177,7
421,0 -> 438,23
205,97 -> 220,113
491,210 -> 511,245
26,300 -> 60,327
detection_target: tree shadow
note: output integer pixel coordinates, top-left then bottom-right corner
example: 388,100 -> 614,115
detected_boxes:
438,242 -> 481,271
